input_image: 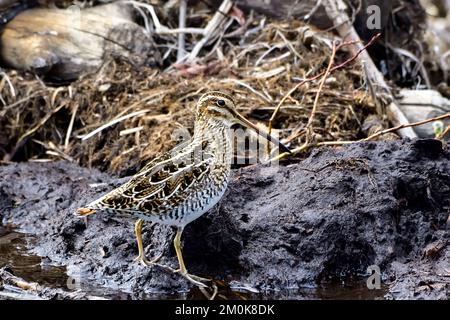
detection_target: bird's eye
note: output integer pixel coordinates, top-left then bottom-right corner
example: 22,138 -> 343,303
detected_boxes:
217,99 -> 225,107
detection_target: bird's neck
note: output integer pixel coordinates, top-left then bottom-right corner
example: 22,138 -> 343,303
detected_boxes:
193,118 -> 233,163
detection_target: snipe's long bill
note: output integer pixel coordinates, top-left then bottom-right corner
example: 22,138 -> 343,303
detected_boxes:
76,91 -> 290,287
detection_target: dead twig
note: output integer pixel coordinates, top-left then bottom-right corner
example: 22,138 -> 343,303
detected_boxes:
272,112 -> 450,162
363,113 -> 450,142
305,41 -> 338,142
185,0 -> 234,63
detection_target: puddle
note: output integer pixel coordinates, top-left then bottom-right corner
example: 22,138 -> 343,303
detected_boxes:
0,226 -> 68,289
0,227 -> 387,300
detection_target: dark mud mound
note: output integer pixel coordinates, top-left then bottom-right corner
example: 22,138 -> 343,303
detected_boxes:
0,139 -> 449,299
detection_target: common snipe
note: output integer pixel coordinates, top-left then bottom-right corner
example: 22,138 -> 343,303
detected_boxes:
77,91 -> 290,287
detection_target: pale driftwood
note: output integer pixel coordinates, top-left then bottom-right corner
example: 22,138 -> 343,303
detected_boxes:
0,2 -> 160,80
324,0 -> 418,139
124,1 -> 204,35
185,0 -> 234,63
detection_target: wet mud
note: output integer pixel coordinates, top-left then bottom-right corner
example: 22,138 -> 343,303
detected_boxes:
0,139 -> 449,299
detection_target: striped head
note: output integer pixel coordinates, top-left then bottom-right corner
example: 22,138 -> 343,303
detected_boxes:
196,91 -> 291,153
196,91 -> 237,127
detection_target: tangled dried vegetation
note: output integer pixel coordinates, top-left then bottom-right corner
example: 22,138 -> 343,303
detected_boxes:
0,9 -> 379,176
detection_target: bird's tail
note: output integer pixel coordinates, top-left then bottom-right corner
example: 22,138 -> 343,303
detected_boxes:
76,207 -> 97,217
75,192 -> 109,217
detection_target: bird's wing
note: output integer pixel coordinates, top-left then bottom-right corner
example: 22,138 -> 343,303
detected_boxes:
86,140 -> 214,216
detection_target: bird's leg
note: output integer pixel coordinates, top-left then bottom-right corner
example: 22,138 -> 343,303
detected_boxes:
133,219 -> 163,266
173,227 -> 211,287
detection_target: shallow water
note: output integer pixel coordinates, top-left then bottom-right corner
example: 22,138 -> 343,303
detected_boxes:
0,227 -> 67,288
0,228 -> 387,300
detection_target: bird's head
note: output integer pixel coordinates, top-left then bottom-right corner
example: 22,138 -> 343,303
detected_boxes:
196,91 -> 238,126
196,91 -> 291,153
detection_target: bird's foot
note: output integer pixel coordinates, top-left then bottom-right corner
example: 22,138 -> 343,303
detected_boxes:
173,269 -> 211,288
133,252 -> 163,267
149,263 -> 211,288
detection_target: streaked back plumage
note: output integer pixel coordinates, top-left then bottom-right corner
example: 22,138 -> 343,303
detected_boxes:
85,91 -> 235,227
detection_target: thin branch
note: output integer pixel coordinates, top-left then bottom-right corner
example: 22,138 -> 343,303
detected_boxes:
362,112 -> 450,142
271,112 -> 450,162
305,41 -> 337,141
80,109 -> 152,141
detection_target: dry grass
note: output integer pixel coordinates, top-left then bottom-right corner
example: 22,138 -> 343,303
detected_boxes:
0,14 -> 379,176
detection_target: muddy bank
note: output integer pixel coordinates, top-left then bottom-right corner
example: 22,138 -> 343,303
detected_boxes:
0,139 -> 449,299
